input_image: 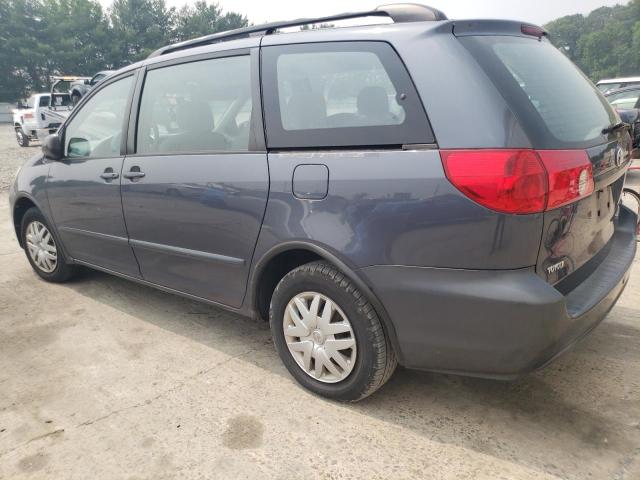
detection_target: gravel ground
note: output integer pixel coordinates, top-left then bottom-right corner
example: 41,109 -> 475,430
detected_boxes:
0,122 -> 639,479
0,125 -> 39,192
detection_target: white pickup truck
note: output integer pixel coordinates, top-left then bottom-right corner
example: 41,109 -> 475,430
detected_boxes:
12,76 -> 89,147
12,92 -> 73,147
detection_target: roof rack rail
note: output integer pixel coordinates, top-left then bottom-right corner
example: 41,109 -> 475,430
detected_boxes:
147,3 -> 447,59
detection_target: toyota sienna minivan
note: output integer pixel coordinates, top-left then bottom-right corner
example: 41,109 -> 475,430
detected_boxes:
9,4 -> 637,401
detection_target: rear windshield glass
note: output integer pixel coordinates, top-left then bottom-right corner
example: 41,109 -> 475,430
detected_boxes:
461,36 -> 616,149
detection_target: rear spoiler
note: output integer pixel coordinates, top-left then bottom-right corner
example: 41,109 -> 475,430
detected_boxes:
453,20 -> 548,39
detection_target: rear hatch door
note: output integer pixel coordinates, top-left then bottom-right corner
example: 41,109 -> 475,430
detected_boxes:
457,24 -> 632,285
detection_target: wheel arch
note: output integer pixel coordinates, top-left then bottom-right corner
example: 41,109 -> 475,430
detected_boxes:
13,193 -> 73,263
12,195 -> 39,248
249,241 -> 404,364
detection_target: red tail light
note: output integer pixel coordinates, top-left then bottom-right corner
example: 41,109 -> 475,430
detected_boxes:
23,113 -> 34,119
440,149 -> 594,214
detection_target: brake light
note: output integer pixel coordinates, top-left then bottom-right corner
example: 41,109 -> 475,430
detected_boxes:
23,113 -> 33,119
521,24 -> 546,39
440,149 -> 594,214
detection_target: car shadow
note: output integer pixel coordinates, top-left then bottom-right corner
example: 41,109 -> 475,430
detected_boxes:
66,268 -> 640,480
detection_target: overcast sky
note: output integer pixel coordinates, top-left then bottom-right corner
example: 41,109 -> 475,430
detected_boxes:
99,0 -> 625,26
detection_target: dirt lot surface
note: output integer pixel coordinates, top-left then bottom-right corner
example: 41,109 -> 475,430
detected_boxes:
0,122 -> 639,479
0,125 -> 34,193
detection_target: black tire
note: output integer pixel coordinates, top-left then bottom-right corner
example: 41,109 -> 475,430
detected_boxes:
20,207 -> 77,282
71,93 -> 81,106
622,188 -> 640,241
15,127 -> 29,147
270,261 -> 397,401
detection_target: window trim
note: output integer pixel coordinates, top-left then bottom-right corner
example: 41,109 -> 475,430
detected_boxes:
127,47 -> 266,156
261,41 -> 434,150
59,70 -> 138,161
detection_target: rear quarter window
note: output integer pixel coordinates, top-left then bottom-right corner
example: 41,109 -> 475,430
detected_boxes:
461,36 -> 617,149
262,41 -> 433,149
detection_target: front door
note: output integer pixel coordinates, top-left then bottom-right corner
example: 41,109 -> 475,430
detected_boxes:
47,73 -> 141,277
121,49 -> 268,307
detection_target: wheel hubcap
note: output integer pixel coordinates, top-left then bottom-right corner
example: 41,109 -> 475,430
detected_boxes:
283,292 -> 357,383
26,221 -> 57,273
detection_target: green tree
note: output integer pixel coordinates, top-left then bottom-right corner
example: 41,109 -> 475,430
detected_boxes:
546,0 -> 640,81
543,14 -> 584,62
37,0 -> 111,77
107,0 -> 175,66
174,1 -> 247,41
0,0 -> 46,100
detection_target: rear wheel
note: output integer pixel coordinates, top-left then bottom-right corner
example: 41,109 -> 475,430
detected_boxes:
71,92 -> 81,106
270,261 -> 397,401
20,208 -> 77,282
15,127 -> 29,147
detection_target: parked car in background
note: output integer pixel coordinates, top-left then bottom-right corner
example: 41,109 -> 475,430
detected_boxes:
12,76 -> 92,147
70,71 -> 115,105
12,91 -> 72,147
606,85 -> 640,110
597,76 -> 640,93
9,3 -> 637,401
605,86 -> 640,168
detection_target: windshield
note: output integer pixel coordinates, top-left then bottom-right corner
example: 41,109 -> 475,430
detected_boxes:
462,36 -> 617,149
606,89 -> 640,109
598,83 -> 622,93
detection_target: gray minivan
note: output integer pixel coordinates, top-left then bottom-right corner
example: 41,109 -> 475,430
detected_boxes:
9,4 -> 637,401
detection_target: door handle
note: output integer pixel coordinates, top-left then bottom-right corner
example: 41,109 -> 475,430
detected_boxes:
100,168 -> 119,181
123,167 -> 145,180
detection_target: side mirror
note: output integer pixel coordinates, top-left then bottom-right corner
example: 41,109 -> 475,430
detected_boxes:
67,137 -> 91,158
42,134 -> 63,160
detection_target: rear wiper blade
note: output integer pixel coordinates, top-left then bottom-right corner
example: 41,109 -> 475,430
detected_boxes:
602,122 -> 627,135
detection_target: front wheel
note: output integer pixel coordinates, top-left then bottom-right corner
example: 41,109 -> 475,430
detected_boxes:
20,208 -> 77,282
270,261 -> 397,401
15,127 -> 29,147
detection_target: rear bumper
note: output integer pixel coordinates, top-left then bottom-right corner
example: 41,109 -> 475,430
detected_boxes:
360,206 -> 637,378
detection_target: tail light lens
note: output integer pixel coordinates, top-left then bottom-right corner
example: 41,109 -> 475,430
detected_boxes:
538,150 -> 594,209
23,113 -> 33,119
441,149 -> 594,214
